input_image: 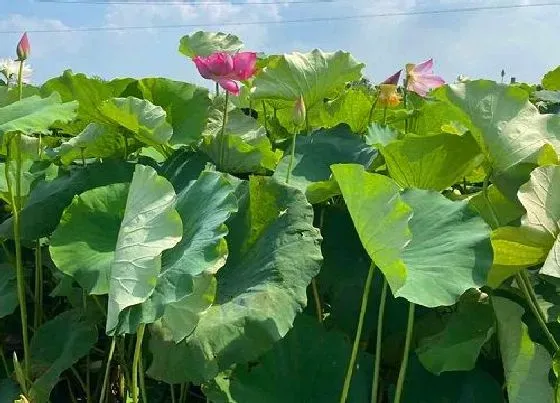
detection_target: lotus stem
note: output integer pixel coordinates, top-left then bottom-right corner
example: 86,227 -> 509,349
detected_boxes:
170,384 -> 176,403
218,91 -> 230,171
482,168 -> 499,229
262,101 -> 269,136
393,303 -> 415,403
99,337 -> 116,403
132,324 -> 146,403
0,346 -> 8,376
285,131 -> 297,184
403,80 -> 409,134
139,348 -> 147,403
340,262 -> 376,403
516,271 -> 559,351
371,278 -> 388,403
215,82 -> 219,97
367,94 -> 379,126
382,107 -> 388,127
34,239 -> 43,330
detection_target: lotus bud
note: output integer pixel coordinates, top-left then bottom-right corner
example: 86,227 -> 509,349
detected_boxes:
293,95 -> 306,128
16,33 -> 30,61
378,84 -> 400,108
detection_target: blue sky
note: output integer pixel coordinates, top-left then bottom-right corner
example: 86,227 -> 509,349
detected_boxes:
0,0 -> 558,91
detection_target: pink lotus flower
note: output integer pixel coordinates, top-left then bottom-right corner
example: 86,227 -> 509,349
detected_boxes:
383,69 -> 402,85
16,32 -> 30,61
405,59 -> 445,97
193,51 -> 257,96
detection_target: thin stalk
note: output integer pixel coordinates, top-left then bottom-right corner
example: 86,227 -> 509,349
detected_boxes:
311,279 -> 323,323
67,377 -> 79,403
393,303 -> 415,403
218,91 -> 230,170
382,107 -> 388,126
180,383 -> 187,403
403,79 -> 409,134
123,132 -> 129,160
340,262 -> 376,403
12,59 -> 30,380
138,349 -> 147,403
371,278 -> 388,403
83,292 -> 91,403
285,131 -> 297,184
99,337 -> 116,403
262,101 -> 269,135
34,239 -> 43,330
81,148 -> 86,167
38,133 -> 43,159
0,346 -> 9,376
367,94 -> 379,126
305,110 -> 310,134
70,366 -> 88,396
516,271 -> 560,351
482,168 -> 499,229
132,324 -> 146,403
171,384 -> 177,403
215,82 -> 219,97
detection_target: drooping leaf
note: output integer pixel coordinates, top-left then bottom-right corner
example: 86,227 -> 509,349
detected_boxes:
493,296 -> 554,403
252,50 -> 364,110
0,160 -> 135,240
56,123 -> 125,165
106,164 -> 183,334
542,66 -> 560,91
0,92 -> 77,141
203,314 -> 373,403
147,177 -> 323,383
380,132 -> 483,191
179,31 -> 244,58
273,125 -> 376,197
416,300 -> 495,374
121,78 -> 211,145
29,310 -> 97,402
442,80 -> 560,173
332,164 -> 493,307
0,264 -> 17,318
468,184 -> 524,228
98,97 -> 173,148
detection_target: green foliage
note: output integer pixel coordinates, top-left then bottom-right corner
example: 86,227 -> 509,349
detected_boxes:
542,66 -> 560,90
179,31 -> 244,57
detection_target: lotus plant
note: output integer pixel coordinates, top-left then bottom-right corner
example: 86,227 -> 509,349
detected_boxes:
193,51 -> 257,96
405,58 -> 445,97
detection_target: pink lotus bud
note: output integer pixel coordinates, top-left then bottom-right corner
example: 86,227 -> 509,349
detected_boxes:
293,95 -> 306,127
16,33 -> 30,61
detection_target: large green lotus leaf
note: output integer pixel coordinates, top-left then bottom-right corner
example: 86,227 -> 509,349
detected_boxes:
416,300 -> 495,375
493,296 -> 554,403
468,184 -> 524,228
147,176 -> 323,383
330,164 -> 412,292
0,85 -> 40,107
29,310 -> 97,402
50,183 -> 129,295
542,67 -> 560,91
442,80 -> 560,173
106,164 -> 183,334
56,123 -> 125,165
158,148 -> 210,192
41,70 -> 133,132
517,165 -> 560,279
203,314 -> 373,403
0,92 -> 77,140
122,78 -> 211,146
252,50 -> 364,110
179,31 -> 244,57
332,164 -> 493,307
380,132 -> 483,191
399,356 -> 503,403
487,227 -> 554,288
99,97 -> 173,148
0,159 -> 57,208
273,125 -> 376,196
0,264 -> 17,318
308,87 -> 373,133
0,160 -> 135,240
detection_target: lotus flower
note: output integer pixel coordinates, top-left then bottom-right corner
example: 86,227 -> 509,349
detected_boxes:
378,84 -> 400,108
293,95 -> 306,127
405,59 -> 444,97
193,51 -> 257,95
16,32 -> 30,61
383,69 -> 402,85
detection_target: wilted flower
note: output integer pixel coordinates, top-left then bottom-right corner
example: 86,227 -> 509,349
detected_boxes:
0,58 -> 32,87
16,32 -> 30,62
405,58 -> 445,97
193,51 -> 257,96
293,95 -> 306,127
378,84 -> 400,108
383,69 -> 402,85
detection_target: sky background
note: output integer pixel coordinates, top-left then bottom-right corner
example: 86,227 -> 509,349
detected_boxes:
0,0 -> 558,92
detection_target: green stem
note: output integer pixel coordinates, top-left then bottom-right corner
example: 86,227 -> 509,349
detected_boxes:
482,168 -> 499,229
516,271 -> 560,351
67,377 -> 79,403
403,80 -> 409,134
34,239 -> 43,330
218,91 -> 230,171
262,101 -> 269,136
70,366 -> 88,396
171,384 -> 177,403
215,82 -> 219,97
180,383 -> 187,403
139,349 -> 147,403
81,148 -> 86,167
83,292 -> 91,403
311,278 -> 323,323
38,133 -> 42,159
123,132 -> 129,160
382,107 -> 388,126
99,337 -> 116,403
367,94 -> 379,126
393,303 -> 415,403
18,61 -> 23,101
132,324 -> 146,403
340,262 -> 376,403
285,131 -> 297,184
305,110 -> 310,134
371,278 -> 388,403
